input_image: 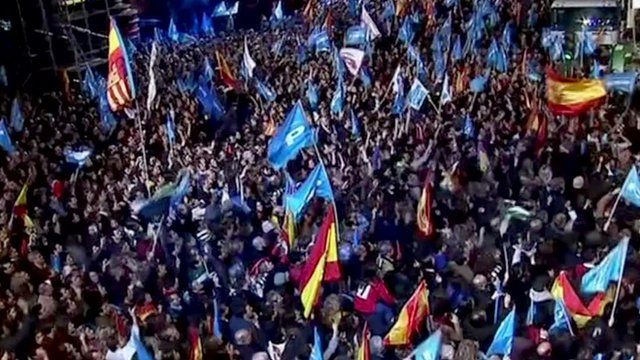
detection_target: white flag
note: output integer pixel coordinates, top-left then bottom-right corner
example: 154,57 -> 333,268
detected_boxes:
243,37 -> 257,78
339,47 -> 365,76
361,5 -> 381,40
440,73 -> 452,105
391,65 -> 403,93
146,41 -> 158,111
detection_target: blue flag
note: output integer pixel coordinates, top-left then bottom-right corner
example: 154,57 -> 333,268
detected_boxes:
213,297 -> 222,338
311,327 -> 323,360
10,98 -> 24,132
604,72 -> 637,94
333,47 -> 346,78
82,67 -> 98,99
256,80 -> 277,103
196,84 -> 225,120
502,22 -> 514,51
360,66 -> 372,88
407,78 -> 428,110
470,75 -> 488,93
581,237 -> 629,294
285,164 -> 334,218
65,148 -> 93,167
0,119 -> 15,154
382,0 -> 395,20
98,93 -> 117,134
310,29 -> 331,53
190,15 -> 200,36
132,326 -> 154,360
166,111 -> 176,145
213,1 -> 228,17
486,309 -> 515,356
549,299 -> 573,335
202,12 -> 215,35
168,18 -> 179,41
330,79 -> 345,115
350,109 -> 361,139
274,0 -> 284,20
203,58 -> 214,83
452,35 -> 463,61
487,39 -> 507,73
398,18 -> 415,44
307,82 -> 319,110
268,101 -> 315,169
345,25 -> 367,46
463,115 -> 475,138
621,166 -> 640,207
414,329 -> 442,360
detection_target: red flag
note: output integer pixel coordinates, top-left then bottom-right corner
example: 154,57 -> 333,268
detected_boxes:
188,327 -> 203,360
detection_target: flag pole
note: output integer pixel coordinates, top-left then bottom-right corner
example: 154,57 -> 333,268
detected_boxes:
608,237 -> 630,326
134,101 -> 151,196
603,168 -> 632,231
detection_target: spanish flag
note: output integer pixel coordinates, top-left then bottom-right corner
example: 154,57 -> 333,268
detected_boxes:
551,271 -> 613,328
282,209 -> 296,248
299,205 -> 342,318
13,183 -> 33,228
546,69 -> 606,116
215,50 -> 238,90
188,327 -> 203,360
107,17 -> 136,112
416,176 -> 434,238
357,324 -> 371,360
384,280 -> 430,346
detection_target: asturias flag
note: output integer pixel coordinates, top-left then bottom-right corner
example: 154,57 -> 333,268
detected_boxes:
384,280 -> 430,346
107,17 -> 136,112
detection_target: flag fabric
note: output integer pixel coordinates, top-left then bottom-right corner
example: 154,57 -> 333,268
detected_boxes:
196,84 -> 225,120
621,166 -> 640,207
146,41 -> 158,111
256,80 -> 277,103
299,205 -> 341,318
551,271 -> 612,328
202,12 -> 214,35
203,57 -> 214,83
546,69 -> 607,116
383,280 -> 430,346
357,324 -> 371,360
243,38 -> 257,79
339,48 -> 365,76
65,148 -> 93,167
350,109 -> 361,139
580,237 -> 629,294
452,35 -> 463,61
486,309 -> 516,357
307,82 -> 319,110
131,324 -> 154,360
407,78 -> 428,110
188,328 -> 203,360
0,66 -> 7,87
416,175 -> 434,237
10,98 -> 24,132
487,39 -> 508,73
414,329 -> 442,360
309,29 -> 331,53
215,50 -> 238,90
107,17 -> 136,112
398,18 -> 415,44
274,0 -> 284,20
391,66 -> 403,94
603,72 -> 637,94
440,73 -> 452,105
333,47 -> 346,78
268,101 -> 315,169
463,115 -> 475,138
499,206 -> 532,236
470,75 -> 488,93
285,164 -> 334,218
168,18 -> 179,41
213,2 -> 228,17
331,79 -> 345,115
311,327 -> 323,360
361,6 -> 381,40
166,111 -> 176,146
132,170 -> 191,219
549,299 -> 574,335
0,119 -> 15,154
382,0 -> 395,20
360,67 -> 372,88
211,297 -> 222,338
12,183 -> 34,228
82,67 -> 98,99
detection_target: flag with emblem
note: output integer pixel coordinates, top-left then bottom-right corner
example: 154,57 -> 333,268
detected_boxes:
107,17 -> 136,112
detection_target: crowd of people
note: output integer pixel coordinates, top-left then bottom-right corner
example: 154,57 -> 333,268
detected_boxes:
1,0 -> 640,358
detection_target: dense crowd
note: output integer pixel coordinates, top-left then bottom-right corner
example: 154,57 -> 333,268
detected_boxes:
1,0 -> 640,359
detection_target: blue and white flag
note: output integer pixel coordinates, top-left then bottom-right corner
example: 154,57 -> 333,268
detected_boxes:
274,0 -> 284,20
196,84 -> 225,120
339,47 -> 365,76
360,66 -> 372,88
452,35 -> 463,61
345,25 -> 367,46
268,101 -> 316,169
603,72 -> 637,94
331,79 -> 346,115
440,73 -> 452,105
333,47 -> 346,78
486,309 -> 516,357
307,82 -> 320,110
168,18 -> 179,41
407,78 -> 428,110
549,299 -> 574,335
309,29 -> 331,53
82,67 -> 98,99
382,0 -> 395,20
470,75 -> 488,93
398,17 -> 415,44
285,164 -> 334,218
65,148 -> 93,167
256,80 -> 277,103
0,118 -> 15,154
621,166 -> 640,207
213,2 -> 228,17
463,114 -> 475,138
243,37 -> 257,78
10,98 -> 24,132
310,327 -> 323,360
350,109 -> 361,139
361,5 -> 381,40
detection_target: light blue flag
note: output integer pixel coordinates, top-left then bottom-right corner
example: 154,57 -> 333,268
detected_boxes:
268,101 -> 315,169
470,75 -> 488,93
392,90 -> 406,115
272,38 -> 284,56
502,22 -> 514,51
256,80 -> 277,103
441,13 -> 453,52
407,45 -> 421,67
414,329 -> 442,360
0,119 -> 15,154
452,35 -> 463,61
307,82 -> 319,110
310,30 -> 331,53
463,115 -> 475,138
604,72 -> 637,94
64,148 -> 92,167
10,98 -> 24,132
350,109 -> 361,139
213,2 -> 228,17
581,237 -> 629,294
360,67 -> 372,88
486,309 -> 516,356
398,18 -> 415,44
170,170 -> 191,207
487,39 -> 507,73
551,34 -> 564,61
407,78 -> 428,110
213,297 -> 222,338
166,112 -> 176,145
622,166 -> 640,207
345,25 -> 367,46
98,93 -> 117,134
82,67 -> 98,99
196,84 -> 225,120
274,0 -> 284,20
333,47 -> 346,78
382,0 -> 395,20
0,66 -> 7,87
132,327 -> 154,360
285,164 -> 334,218
593,354 -> 604,360
203,58 -> 214,83
525,299 -> 536,325
168,18 -> 179,41
311,327 -> 323,360
331,79 -> 345,115
202,12 -> 215,35
581,29 -> 597,56
549,299 -> 574,335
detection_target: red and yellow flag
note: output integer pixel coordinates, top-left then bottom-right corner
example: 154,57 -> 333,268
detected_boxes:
384,280 -> 430,346
551,271 -> 613,328
357,324 -> 371,360
107,17 -> 135,112
188,327 -> 203,360
303,0 -> 315,22
546,69 -> 606,116
13,183 -> 33,228
282,209 -> 296,248
215,50 -> 238,90
299,205 -> 342,318
416,176 -> 434,238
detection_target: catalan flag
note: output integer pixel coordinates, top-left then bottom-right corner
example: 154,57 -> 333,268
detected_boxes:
416,175 -> 434,238
188,327 -> 203,360
107,17 -> 136,112
299,205 -> 341,318
357,324 -> 371,360
546,69 -> 606,116
13,183 -> 33,228
551,271 -> 613,328
215,50 -> 238,90
384,280 -> 430,346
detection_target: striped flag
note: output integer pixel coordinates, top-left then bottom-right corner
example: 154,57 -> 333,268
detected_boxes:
546,69 -> 606,116
384,280 -> 430,346
299,205 -> 341,318
107,17 -> 136,112
357,324 -> 371,360
416,174 -> 434,237
188,327 -> 203,360
215,50 -> 238,90
551,271 -> 613,328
